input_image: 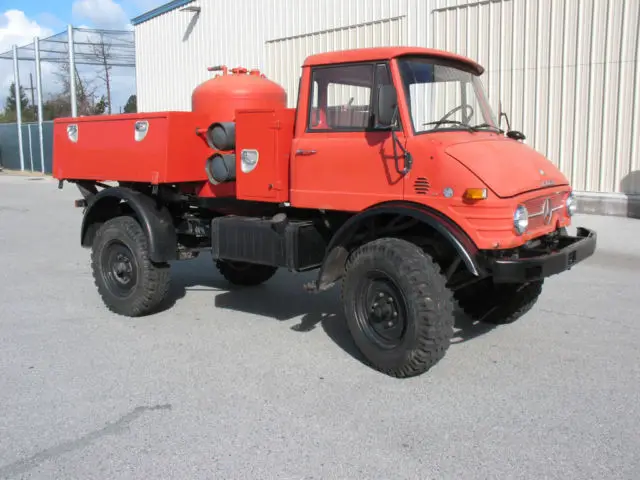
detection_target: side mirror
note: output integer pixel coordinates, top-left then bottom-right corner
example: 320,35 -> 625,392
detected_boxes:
506,130 -> 526,141
377,84 -> 397,127
499,110 -> 526,141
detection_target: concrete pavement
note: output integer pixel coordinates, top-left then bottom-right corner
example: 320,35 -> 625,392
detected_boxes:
1,174 -> 639,479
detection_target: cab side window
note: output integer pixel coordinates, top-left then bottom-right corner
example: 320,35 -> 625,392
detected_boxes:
307,63 -> 374,131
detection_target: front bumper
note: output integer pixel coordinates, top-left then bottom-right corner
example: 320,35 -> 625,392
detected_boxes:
485,227 -> 597,283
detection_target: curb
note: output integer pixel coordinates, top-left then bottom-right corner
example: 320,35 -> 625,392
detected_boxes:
575,192 -> 640,219
0,169 -> 50,177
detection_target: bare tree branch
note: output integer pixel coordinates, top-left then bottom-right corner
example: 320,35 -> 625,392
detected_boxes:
86,32 -> 114,114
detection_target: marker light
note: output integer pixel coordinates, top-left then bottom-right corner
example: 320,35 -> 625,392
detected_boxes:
463,188 -> 488,200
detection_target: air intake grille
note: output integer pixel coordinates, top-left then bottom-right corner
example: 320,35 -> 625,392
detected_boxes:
413,177 -> 430,195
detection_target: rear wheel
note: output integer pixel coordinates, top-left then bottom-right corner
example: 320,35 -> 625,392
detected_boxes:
216,260 -> 277,286
341,238 -> 455,378
91,216 -> 171,317
454,278 -> 544,325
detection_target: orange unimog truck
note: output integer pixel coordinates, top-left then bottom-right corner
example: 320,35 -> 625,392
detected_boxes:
53,47 -> 596,378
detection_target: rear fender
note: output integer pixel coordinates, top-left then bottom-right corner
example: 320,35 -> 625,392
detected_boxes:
81,187 -> 178,263
313,201 -> 482,291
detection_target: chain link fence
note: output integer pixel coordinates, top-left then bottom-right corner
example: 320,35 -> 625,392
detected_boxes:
0,26 -> 136,174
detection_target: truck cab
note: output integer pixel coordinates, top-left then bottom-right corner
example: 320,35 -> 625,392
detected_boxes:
291,48 -> 574,250
53,46 -> 596,379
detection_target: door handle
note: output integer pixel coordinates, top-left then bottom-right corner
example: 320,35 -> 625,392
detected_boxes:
295,149 -> 317,156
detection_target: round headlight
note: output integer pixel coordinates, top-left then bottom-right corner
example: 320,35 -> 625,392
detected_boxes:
566,191 -> 577,217
514,205 -> 529,235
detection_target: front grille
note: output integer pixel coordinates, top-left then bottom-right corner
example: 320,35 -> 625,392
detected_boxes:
525,192 -> 565,229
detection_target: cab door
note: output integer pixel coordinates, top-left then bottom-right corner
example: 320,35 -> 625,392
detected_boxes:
290,62 -> 407,212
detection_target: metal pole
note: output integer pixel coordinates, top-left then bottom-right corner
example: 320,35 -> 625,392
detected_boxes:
28,124 -> 34,172
12,44 -> 25,171
68,25 -> 78,117
34,36 -> 45,173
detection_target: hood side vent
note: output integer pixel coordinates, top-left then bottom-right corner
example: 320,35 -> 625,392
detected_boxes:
413,177 -> 430,195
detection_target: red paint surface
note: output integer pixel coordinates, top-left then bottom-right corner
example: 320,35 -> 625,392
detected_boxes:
192,66 -> 287,124
235,108 -> 296,203
303,46 -> 484,74
444,137 -> 568,198
53,112 -> 212,184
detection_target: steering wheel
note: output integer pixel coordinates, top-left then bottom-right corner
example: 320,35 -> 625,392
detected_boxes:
433,104 -> 474,128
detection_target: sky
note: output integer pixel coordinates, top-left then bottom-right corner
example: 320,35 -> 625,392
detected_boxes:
0,0 -> 167,112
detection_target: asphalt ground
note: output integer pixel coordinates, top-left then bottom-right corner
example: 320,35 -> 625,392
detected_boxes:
1,173 -> 639,479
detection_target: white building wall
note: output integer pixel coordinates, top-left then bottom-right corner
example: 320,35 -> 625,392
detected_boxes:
134,0 -> 269,112
135,0 -> 406,111
135,0 -> 640,195
415,0 -> 640,195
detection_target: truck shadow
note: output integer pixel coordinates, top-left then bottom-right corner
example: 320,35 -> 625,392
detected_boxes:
164,255 -> 498,364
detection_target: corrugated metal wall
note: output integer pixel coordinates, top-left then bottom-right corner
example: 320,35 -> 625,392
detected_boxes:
134,0 -> 267,111
135,0 -> 640,195
265,16 -> 406,107
421,0 -> 640,195
135,0 -> 406,111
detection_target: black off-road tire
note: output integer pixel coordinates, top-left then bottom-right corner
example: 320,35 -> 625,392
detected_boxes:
454,278 -> 544,325
91,216 -> 171,317
341,237 -> 455,378
216,260 -> 277,286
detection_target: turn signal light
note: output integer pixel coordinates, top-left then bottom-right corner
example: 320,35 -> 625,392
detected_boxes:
463,188 -> 488,200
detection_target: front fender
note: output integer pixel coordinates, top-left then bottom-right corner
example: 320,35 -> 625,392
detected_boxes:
81,187 -> 178,263
313,201 -> 482,291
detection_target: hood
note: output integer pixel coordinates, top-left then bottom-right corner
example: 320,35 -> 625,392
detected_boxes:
444,138 -> 568,198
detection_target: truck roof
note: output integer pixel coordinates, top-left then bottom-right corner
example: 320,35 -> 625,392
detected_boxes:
303,46 -> 484,75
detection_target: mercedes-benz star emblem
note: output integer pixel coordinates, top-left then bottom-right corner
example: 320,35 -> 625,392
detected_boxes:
542,198 -> 553,225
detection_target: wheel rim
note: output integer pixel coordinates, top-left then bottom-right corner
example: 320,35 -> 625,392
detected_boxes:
354,270 -> 408,349
100,240 -> 138,298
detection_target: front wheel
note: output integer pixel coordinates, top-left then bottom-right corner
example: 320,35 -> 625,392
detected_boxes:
91,216 -> 171,317
341,238 -> 455,378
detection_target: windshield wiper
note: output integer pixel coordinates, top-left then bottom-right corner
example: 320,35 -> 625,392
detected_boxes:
470,123 -> 504,133
422,120 -> 474,131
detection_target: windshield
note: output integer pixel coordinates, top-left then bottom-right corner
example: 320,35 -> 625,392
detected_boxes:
397,57 -> 499,134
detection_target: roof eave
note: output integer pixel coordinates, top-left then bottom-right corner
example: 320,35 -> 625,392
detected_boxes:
131,0 -> 196,27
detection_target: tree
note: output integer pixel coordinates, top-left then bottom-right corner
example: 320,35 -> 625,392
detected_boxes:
93,96 -> 108,115
88,33 -> 113,114
123,94 -> 137,113
6,82 -> 28,113
54,61 -> 92,116
41,94 -> 72,120
1,83 -> 36,123
52,58 -> 109,117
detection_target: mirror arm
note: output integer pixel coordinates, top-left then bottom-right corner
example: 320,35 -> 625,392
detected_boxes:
499,111 -> 512,132
389,109 -> 412,176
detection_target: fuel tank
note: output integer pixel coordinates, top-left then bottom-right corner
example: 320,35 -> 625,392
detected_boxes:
192,66 -> 287,125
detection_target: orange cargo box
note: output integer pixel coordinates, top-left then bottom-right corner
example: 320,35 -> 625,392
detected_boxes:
53,111 -> 212,184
